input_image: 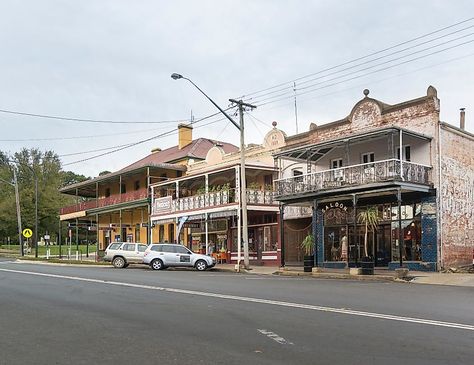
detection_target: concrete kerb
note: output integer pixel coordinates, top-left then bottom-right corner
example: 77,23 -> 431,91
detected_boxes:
213,264 -> 401,282
14,258 -> 111,268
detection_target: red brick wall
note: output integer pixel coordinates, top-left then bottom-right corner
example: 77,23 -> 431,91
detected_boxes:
440,125 -> 474,267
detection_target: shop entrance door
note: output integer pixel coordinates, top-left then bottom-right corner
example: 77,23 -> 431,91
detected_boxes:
375,225 -> 391,267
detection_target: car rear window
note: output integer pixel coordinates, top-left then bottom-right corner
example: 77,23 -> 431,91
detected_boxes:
151,245 -> 164,252
138,244 -> 147,252
108,243 -> 122,250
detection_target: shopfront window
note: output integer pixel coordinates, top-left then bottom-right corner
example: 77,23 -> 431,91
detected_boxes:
321,201 -> 423,264
324,226 -> 348,261
391,218 -> 422,262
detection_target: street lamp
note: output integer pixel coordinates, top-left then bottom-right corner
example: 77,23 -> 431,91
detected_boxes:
171,73 -> 253,269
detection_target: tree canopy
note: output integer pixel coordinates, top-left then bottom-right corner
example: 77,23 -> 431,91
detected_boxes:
0,148 -> 90,244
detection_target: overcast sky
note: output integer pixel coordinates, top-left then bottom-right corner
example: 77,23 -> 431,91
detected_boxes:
1,0 -> 473,177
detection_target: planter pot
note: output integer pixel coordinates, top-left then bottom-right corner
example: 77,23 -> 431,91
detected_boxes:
360,256 -> 374,275
395,268 -> 409,279
303,255 -> 314,273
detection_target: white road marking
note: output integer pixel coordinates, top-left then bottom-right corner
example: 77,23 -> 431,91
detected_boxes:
1,267 -> 474,332
257,329 -> 293,345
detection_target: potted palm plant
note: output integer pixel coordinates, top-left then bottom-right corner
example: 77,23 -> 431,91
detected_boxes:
357,206 -> 379,274
300,234 -> 314,272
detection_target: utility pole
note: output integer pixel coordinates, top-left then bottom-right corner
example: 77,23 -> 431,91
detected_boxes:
13,167 -> 23,256
229,99 -> 256,269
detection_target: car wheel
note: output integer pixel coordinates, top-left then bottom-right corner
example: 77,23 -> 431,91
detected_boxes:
195,260 -> 207,271
112,256 -> 126,269
150,259 -> 164,271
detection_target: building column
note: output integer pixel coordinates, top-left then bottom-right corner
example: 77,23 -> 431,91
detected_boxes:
312,199 -> 318,267
75,217 -> 79,256
58,219 -> 62,259
205,212 -> 209,255
352,194 -> 358,267
119,209 -> 123,242
399,129 -> 404,181
279,204 -> 285,267
397,189 -> 403,267
96,213 -> 99,261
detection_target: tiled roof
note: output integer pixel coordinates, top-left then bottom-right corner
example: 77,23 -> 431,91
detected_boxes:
59,138 -> 238,194
122,138 -> 238,169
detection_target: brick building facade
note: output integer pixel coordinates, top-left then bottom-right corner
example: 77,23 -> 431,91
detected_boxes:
274,86 -> 473,270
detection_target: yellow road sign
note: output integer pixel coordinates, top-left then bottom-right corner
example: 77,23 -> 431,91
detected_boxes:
22,228 -> 33,238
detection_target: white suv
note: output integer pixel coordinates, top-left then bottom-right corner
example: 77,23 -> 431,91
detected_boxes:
143,243 -> 216,271
104,242 -> 148,268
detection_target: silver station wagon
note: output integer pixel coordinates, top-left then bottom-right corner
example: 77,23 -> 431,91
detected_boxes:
104,242 -> 148,268
143,243 -> 216,271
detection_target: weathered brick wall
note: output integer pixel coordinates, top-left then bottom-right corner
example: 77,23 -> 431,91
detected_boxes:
440,125 -> 474,267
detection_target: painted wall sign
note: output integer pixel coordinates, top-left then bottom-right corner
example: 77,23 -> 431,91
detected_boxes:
153,196 -> 172,214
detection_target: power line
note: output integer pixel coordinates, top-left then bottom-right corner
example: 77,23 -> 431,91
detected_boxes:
58,143 -> 136,157
237,17 -> 474,99
254,39 -> 474,107
250,34 -> 474,106
244,25 -> 474,103
245,113 -> 265,139
0,126 -> 170,142
254,51 -> 474,114
61,115 -> 229,166
0,108 -> 190,125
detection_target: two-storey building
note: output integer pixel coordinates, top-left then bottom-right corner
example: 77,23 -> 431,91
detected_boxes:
59,124 -> 238,252
274,87 -> 473,271
150,123 -> 287,266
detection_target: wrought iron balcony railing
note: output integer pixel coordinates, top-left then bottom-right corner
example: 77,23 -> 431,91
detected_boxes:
60,189 -> 149,215
152,189 -> 277,216
274,159 -> 431,198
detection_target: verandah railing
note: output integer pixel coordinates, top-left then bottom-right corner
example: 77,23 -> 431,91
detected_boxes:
274,159 -> 431,198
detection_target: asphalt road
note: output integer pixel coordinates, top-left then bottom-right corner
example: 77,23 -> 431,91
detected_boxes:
0,258 -> 473,365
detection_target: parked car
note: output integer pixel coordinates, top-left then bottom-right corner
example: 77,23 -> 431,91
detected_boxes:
104,242 -> 148,268
143,243 -> 216,271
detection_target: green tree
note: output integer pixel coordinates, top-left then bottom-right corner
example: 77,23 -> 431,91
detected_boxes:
0,148 -> 89,245
357,206 -> 379,257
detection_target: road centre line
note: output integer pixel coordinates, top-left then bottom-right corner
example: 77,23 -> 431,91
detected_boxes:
1,267 -> 473,332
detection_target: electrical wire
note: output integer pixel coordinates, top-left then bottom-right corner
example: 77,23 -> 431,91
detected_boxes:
0,126 -> 170,142
250,35 -> 474,106
0,108 -> 190,125
237,17 -> 474,99
58,143 -> 136,157
245,113 -> 266,138
253,51 -> 474,114
61,115 -> 229,166
243,25 -> 474,103
255,39 -> 474,108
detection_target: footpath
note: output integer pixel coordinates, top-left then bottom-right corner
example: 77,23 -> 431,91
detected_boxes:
215,264 -> 474,288
5,252 -> 474,288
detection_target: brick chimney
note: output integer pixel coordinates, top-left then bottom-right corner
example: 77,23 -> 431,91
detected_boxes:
460,108 -> 466,130
178,123 -> 193,149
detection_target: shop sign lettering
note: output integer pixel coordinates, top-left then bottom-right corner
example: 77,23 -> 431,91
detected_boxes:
154,196 -> 172,214
322,201 -> 348,214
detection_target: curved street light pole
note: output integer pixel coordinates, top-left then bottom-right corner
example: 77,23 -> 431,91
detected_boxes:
171,73 -> 252,269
